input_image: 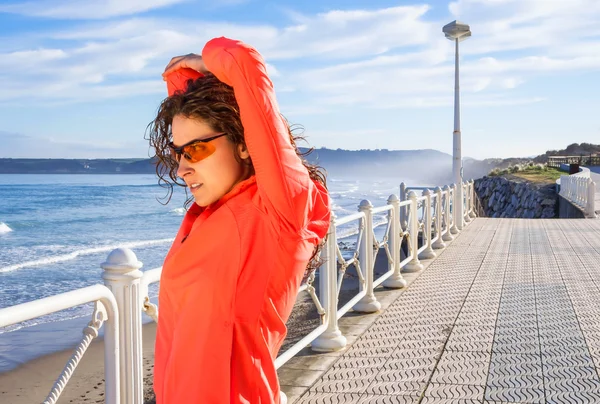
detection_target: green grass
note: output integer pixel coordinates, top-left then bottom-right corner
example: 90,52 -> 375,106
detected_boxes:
511,167 -> 564,184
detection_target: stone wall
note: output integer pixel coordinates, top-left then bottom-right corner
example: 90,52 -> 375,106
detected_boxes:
474,176 -> 558,218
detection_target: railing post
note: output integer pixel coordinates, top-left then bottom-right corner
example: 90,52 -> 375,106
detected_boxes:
383,194 -> 407,288
587,179 -> 596,218
560,176 -> 564,197
403,191 -> 424,272
353,200 -> 381,313
101,248 -> 144,404
451,183 -> 460,234
469,180 -> 477,218
433,187 -> 447,249
419,189 -> 436,259
462,182 -> 468,225
399,182 -> 408,231
312,214 -> 347,352
442,185 -> 454,242
464,182 -> 472,223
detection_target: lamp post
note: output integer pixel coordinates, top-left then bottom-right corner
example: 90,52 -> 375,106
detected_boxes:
443,20 -> 471,231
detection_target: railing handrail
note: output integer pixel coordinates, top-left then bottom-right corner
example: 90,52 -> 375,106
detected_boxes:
0,285 -> 120,404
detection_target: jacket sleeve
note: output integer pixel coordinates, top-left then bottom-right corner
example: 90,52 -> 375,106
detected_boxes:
202,37 -> 312,232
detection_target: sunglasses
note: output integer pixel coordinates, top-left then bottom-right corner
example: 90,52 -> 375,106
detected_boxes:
168,133 -> 228,163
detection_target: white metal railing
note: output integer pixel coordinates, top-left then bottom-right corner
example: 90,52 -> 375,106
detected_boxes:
559,168 -> 597,218
0,180 -> 477,404
0,285 -> 120,404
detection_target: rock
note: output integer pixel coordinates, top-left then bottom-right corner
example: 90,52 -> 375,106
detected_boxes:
475,175 -> 559,219
488,193 -> 496,208
542,207 -> 556,218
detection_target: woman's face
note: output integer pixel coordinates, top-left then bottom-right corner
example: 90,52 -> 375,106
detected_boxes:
173,114 -> 250,207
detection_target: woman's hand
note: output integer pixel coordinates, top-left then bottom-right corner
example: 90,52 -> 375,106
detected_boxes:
162,53 -> 208,80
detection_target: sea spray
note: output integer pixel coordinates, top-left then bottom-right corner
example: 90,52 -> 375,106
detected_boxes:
0,238 -> 174,273
0,222 -> 12,234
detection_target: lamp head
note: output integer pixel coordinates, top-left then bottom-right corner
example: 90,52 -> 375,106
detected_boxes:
443,20 -> 471,42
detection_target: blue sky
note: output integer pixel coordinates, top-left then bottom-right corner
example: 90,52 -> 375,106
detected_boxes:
0,0 -> 599,159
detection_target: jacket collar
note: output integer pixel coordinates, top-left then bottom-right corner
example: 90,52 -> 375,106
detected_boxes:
187,175 -> 257,217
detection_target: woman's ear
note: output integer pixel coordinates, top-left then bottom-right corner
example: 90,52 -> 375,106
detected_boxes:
237,143 -> 250,160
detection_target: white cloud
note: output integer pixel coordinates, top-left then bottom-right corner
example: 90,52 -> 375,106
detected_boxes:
449,0 -> 600,57
1,1 -> 599,113
0,0 -> 189,20
0,131 -> 149,158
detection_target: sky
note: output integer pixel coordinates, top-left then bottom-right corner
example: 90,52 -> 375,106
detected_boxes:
0,0 -> 599,160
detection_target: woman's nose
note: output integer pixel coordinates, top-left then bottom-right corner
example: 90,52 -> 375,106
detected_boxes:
176,157 -> 194,178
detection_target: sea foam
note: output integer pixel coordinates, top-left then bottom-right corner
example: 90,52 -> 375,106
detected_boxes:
0,222 -> 12,234
0,238 -> 174,273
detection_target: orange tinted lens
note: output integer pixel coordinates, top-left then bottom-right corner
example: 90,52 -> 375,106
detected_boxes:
182,142 -> 216,163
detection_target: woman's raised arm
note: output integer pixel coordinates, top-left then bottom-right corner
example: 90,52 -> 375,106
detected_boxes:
202,37 -> 312,232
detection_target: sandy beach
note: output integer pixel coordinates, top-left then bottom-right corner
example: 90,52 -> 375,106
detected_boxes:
0,322 -> 157,404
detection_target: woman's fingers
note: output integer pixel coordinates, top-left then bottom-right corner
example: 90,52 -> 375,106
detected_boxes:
162,55 -> 188,79
164,55 -> 187,73
162,53 -> 206,80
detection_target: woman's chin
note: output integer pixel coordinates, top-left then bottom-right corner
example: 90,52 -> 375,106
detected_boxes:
193,192 -> 216,208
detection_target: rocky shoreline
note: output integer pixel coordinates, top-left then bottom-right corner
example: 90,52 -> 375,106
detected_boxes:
474,176 -> 558,219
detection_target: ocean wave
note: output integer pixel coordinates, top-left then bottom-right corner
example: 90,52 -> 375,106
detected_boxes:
0,238 -> 175,273
336,217 -> 389,241
0,312 -> 91,335
0,222 -> 12,234
170,207 -> 186,215
331,203 -> 355,216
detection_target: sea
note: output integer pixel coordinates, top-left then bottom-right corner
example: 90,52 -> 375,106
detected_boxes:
0,174 -> 419,372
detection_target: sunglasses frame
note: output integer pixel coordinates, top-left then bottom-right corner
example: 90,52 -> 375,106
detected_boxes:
168,133 -> 228,163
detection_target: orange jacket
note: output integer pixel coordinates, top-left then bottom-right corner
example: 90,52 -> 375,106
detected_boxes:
153,37 -> 331,403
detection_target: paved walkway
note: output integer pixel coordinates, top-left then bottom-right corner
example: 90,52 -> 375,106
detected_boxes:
290,218 -> 600,403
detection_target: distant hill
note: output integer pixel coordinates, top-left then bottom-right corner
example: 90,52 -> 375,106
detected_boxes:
306,148 -> 456,184
464,143 -> 600,178
0,158 -> 154,174
533,143 -> 600,163
5,147 -> 554,184
0,148 -> 460,185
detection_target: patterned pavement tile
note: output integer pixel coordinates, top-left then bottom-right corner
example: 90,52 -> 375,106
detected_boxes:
423,383 -> 485,400
430,368 -> 488,385
544,389 -> 600,404
542,365 -> 599,379
293,392 -> 363,404
485,373 -> 544,389
358,395 -> 420,404
483,386 -> 545,403
364,380 -> 426,396
292,219 -> 600,404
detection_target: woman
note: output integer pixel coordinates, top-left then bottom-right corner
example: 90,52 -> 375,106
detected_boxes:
147,37 -> 331,403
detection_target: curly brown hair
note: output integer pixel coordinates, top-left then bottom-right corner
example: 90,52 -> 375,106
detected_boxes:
146,73 -> 327,282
